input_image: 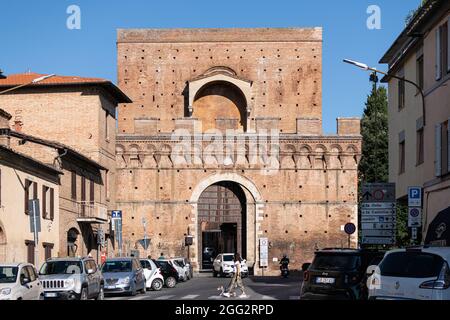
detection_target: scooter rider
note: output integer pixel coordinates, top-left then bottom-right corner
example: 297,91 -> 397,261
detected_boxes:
280,254 -> 290,273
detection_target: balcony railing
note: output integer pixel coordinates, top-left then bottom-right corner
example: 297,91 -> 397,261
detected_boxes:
76,201 -> 108,223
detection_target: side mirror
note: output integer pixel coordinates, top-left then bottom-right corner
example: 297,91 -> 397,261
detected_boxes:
366,265 -> 377,276
21,277 -> 31,286
87,269 -> 95,275
301,263 -> 311,272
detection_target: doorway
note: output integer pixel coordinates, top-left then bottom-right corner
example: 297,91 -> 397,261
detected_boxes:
198,181 -> 246,270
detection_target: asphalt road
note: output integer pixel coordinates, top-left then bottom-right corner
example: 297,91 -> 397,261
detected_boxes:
104,274 -> 302,300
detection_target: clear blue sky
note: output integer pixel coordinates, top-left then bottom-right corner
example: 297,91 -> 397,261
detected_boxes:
0,0 -> 420,134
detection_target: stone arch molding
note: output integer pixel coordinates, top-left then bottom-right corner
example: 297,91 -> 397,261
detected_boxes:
187,67 -> 253,117
190,173 -> 262,203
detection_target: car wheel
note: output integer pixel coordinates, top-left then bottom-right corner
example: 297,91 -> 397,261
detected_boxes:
152,279 -> 163,291
165,276 -> 176,288
80,287 -> 88,300
95,286 -> 104,300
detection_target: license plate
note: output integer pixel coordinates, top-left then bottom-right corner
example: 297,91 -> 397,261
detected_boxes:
316,277 -> 335,284
105,285 -> 116,289
45,292 -> 58,298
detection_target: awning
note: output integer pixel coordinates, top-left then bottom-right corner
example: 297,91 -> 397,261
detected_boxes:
425,206 -> 450,246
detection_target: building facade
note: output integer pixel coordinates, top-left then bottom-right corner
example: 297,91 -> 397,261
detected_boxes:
0,73 -> 131,262
116,28 -> 362,274
0,109 -> 61,266
380,0 -> 450,245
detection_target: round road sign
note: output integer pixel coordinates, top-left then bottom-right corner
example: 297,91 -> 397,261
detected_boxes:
344,223 -> 356,235
410,208 -> 420,217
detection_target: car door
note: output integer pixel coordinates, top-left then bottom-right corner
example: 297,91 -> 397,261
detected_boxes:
140,260 -> 151,281
84,260 -> 96,297
26,266 -> 41,300
18,266 -> 34,300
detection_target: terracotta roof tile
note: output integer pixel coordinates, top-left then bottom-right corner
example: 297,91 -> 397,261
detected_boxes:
0,72 -> 108,86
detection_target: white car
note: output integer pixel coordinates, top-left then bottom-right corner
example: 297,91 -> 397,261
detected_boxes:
212,253 -> 249,278
0,263 -> 43,300
139,259 -> 165,291
367,247 -> 450,300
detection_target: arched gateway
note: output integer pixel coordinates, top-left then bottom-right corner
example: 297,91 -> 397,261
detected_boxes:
190,173 -> 263,272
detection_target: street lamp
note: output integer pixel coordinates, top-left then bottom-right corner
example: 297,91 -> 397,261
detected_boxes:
0,74 -> 56,95
343,59 -> 426,126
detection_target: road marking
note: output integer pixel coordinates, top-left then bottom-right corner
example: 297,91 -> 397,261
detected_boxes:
129,295 -> 149,300
262,295 -> 276,300
208,295 -> 223,300
155,295 -> 175,300
181,294 -> 200,300
289,296 -> 301,300
105,296 -> 123,300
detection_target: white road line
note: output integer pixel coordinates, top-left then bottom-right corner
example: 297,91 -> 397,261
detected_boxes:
105,296 -> 123,300
129,295 -> 149,300
289,296 -> 301,300
181,294 -> 200,300
208,295 -> 223,300
155,295 -> 175,300
262,295 -> 276,300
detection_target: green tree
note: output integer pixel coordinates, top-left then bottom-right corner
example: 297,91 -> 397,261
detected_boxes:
359,86 -> 388,184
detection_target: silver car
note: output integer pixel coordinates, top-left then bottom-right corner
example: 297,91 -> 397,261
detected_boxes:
39,257 -> 104,300
102,258 -> 146,296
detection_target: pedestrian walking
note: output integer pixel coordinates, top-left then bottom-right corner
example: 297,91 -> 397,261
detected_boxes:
158,252 -> 165,259
223,253 -> 247,298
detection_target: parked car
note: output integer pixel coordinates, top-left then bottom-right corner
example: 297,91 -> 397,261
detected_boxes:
203,247 -> 216,268
139,259 -> 164,291
173,257 -> 194,280
300,248 -> 384,300
39,257 -> 104,300
158,258 -> 187,282
152,259 -> 178,288
212,253 -> 249,278
102,257 -> 146,296
0,263 -> 43,300
367,246 -> 450,300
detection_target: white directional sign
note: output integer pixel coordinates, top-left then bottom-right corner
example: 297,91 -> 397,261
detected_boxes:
259,237 -> 269,267
361,183 -> 396,245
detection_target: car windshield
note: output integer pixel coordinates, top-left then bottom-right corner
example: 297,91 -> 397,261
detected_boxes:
102,261 -> 132,273
40,261 -> 83,275
223,255 -> 233,262
154,260 -> 170,269
0,267 -> 18,283
311,253 -> 361,270
379,251 -> 444,278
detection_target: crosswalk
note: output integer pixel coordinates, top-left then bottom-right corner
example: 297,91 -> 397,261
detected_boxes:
107,293 -> 300,300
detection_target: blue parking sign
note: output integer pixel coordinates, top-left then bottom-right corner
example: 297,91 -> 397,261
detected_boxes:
112,210 -> 122,219
408,187 -> 422,207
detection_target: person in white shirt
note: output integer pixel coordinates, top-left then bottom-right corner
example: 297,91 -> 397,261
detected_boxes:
223,253 -> 247,298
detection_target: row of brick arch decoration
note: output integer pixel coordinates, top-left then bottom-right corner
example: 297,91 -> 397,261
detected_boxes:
116,142 -> 360,169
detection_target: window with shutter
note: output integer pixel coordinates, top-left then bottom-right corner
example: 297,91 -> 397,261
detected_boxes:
24,179 -> 32,215
436,27 -> 442,80
42,186 -> 47,219
71,171 -> 77,200
25,240 -> 35,264
90,179 -> 95,204
436,124 -> 442,176
50,188 -> 54,220
442,121 -> 449,176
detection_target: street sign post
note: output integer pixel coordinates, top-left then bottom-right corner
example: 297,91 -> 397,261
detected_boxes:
407,186 -> 422,244
344,223 -> 356,247
111,210 -> 123,256
29,199 -> 41,268
259,238 -> 269,268
408,207 -> 422,227
361,183 -> 396,246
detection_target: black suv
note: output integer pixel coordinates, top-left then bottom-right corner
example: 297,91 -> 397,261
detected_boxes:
300,248 -> 384,300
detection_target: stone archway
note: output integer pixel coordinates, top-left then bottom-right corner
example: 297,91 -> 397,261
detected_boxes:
189,173 -> 263,273
0,223 -> 6,262
67,227 -> 80,257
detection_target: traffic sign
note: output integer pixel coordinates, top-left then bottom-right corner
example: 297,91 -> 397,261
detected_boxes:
361,183 -> 396,202
361,203 -> 396,209
408,207 -> 422,227
361,229 -> 395,237
411,227 -> 418,240
344,223 -> 356,235
361,215 -> 396,223
361,223 -> 395,230
112,210 -> 122,219
259,238 -> 269,267
361,236 -> 395,245
408,187 -> 422,207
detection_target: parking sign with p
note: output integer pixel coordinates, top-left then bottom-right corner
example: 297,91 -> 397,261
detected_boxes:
408,187 -> 422,207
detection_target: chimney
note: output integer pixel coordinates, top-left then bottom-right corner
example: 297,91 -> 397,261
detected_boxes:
0,108 -> 12,147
